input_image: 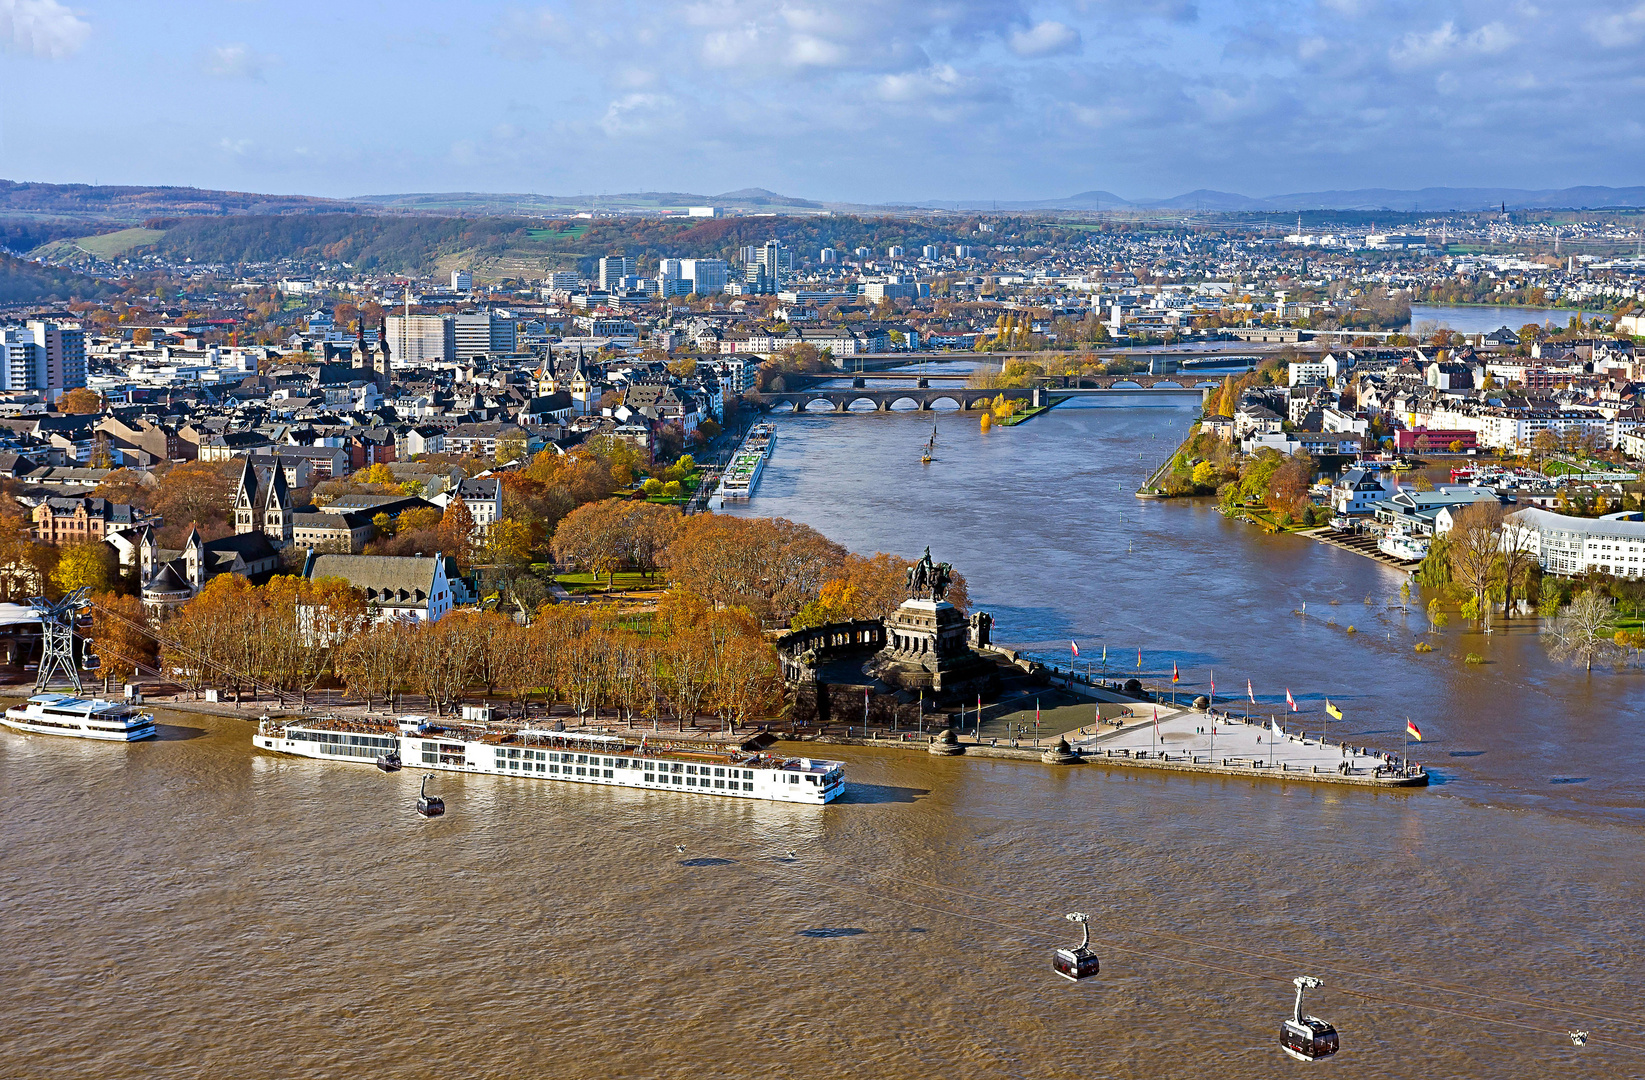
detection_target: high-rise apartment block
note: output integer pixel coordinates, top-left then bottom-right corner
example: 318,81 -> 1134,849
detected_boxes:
598,257 -> 634,291
451,269 -> 473,292
4,321 -> 88,400
677,259 -> 729,294
386,314 -> 455,366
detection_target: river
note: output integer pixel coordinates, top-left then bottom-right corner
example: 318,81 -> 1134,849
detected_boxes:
4,398 -> 1644,1078
1409,304 -> 1584,335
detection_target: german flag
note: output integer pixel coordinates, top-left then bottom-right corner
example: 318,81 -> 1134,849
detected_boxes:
1172,663 -> 1180,684
1406,719 -> 1423,741
1326,699 -> 1343,721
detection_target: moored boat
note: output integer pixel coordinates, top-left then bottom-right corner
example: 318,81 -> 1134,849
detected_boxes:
2,694 -> 156,741
255,715 -> 844,804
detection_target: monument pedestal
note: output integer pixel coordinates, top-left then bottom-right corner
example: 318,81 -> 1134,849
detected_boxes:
871,599 -> 995,696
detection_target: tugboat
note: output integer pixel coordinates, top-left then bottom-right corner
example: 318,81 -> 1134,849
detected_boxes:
376,749 -> 402,772
1052,912 -> 1100,981
1280,976 -> 1339,1061
416,774 -> 445,817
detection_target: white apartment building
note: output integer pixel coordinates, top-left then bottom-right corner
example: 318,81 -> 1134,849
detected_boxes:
26,321 -> 87,400
451,269 -> 473,291
386,314 -> 455,367
1507,507 -> 1645,578
598,257 -> 634,291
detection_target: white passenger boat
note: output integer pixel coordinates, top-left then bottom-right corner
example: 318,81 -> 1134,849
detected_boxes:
1378,529 -> 1430,562
2,694 -> 157,741
255,715 -> 845,804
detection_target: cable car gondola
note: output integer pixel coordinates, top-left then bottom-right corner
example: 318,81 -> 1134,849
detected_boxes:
416,774 -> 445,817
376,750 -> 402,772
1052,912 -> 1100,982
1281,976 -> 1339,1062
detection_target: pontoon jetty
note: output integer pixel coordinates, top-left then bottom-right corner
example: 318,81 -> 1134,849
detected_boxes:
254,712 -> 844,804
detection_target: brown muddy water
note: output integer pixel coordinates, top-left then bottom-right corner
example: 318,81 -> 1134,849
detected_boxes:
4,397 -> 1644,1078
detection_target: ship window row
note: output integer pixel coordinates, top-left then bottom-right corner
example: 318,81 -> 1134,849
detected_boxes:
642,769 -> 755,792
292,730 -> 396,749
319,743 -> 379,759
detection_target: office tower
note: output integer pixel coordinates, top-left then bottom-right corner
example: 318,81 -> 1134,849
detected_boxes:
452,269 -> 473,292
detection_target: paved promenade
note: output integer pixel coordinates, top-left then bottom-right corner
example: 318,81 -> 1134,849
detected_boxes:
1069,703 -> 1419,779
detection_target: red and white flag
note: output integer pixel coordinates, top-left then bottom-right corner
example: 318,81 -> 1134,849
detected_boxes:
1210,669 -> 1215,695
1286,688 -> 1297,712
1152,707 -> 1161,740
1247,679 -> 1256,704
1071,641 -> 1080,658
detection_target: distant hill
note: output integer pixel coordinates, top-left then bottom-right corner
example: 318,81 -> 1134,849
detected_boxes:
0,179 -> 356,224
934,185 -> 1645,212
10,177 -> 1645,227
352,187 -> 825,215
0,252 -> 117,305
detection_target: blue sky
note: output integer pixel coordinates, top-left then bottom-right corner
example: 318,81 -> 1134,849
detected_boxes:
1,0 -> 1642,203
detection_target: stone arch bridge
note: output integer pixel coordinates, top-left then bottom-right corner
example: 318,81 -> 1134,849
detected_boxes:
758,387 -> 1039,413
758,375 -> 1218,413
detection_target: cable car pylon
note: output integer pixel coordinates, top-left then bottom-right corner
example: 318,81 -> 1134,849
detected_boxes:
30,586 -> 91,693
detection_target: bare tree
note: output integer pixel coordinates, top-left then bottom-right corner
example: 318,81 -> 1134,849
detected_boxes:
1448,501 -> 1505,630
1498,512 -> 1538,617
1543,591 -> 1620,673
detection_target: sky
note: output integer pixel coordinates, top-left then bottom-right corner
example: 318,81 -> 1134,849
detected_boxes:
1,0 -> 1643,204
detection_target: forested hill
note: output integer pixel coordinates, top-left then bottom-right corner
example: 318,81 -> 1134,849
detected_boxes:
139,214 -> 1086,276
0,180 -> 354,223
0,253 -> 117,305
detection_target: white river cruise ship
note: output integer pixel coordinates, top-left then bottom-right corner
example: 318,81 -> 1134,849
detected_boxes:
254,715 -> 845,804
3,694 -> 157,741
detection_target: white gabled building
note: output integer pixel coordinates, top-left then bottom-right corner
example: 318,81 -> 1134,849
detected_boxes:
1330,468 -> 1390,516
1505,507 -> 1645,578
302,552 -> 463,622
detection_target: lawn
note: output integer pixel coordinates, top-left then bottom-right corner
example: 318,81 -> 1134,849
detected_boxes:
528,225 -> 588,241
997,405 -> 1050,426
555,571 -> 663,594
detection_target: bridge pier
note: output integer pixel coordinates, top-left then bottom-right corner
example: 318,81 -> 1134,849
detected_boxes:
834,399 -> 850,412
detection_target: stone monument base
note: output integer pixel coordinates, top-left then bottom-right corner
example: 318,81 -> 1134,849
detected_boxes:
870,598 -> 997,697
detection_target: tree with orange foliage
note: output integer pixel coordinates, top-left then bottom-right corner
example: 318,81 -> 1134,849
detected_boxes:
89,593 -> 157,685
436,497 -> 476,567
57,387 -> 103,414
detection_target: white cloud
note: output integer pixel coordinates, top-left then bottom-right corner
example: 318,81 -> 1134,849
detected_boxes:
1585,3 -> 1645,46
1390,20 -> 1515,67
0,0 -> 89,59
1009,21 -> 1081,58
205,43 -> 274,80
217,137 -> 254,157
